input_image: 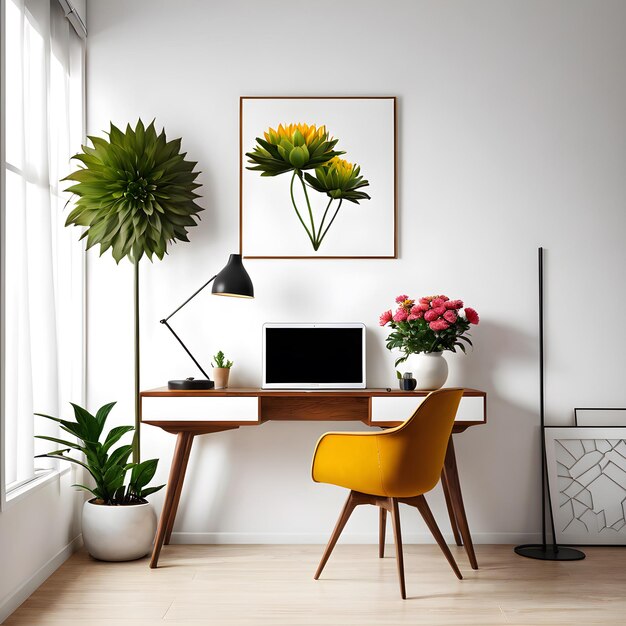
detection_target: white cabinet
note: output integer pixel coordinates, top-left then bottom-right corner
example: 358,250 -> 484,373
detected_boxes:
371,395 -> 485,424
142,396 -> 259,422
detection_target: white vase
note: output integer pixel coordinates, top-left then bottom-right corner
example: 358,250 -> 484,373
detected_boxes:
404,352 -> 449,390
82,500 -> 156,562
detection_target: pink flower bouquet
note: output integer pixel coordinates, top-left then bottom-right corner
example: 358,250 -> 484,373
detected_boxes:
380,294 -> 479,366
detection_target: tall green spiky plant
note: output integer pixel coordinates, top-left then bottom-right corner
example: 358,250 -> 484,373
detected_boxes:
64,119 -> 203,460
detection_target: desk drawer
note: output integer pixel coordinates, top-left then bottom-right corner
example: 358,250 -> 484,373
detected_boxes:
371,395 -> 485,424
142,396 -> 259,422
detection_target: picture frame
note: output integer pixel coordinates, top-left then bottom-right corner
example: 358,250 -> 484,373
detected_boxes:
239,96 -> 397,259
545,426 -> 626,545
574,408 -> 626,427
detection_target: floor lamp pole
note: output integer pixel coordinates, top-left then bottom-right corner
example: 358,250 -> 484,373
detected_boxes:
133,258 -> 140,463
514,247 -> 585,561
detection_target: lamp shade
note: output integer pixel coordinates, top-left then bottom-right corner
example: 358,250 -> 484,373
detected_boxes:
211,254 -> 254,298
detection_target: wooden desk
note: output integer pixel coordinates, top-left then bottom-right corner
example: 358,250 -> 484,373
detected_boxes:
141,387 -> 487,569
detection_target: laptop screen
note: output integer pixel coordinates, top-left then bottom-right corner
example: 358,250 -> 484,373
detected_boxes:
263,324 -> 365,388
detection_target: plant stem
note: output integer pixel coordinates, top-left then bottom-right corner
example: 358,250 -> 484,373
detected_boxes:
315,197 -> 334,248
290,171 -> 316,249
299,174 -> 317,246
316,199 -> 343,247
133,258 -> 140,463
428,336 -> 440,353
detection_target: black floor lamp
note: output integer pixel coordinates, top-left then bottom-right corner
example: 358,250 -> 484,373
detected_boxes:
514,247 -> 585,561
160,253 -> 254,390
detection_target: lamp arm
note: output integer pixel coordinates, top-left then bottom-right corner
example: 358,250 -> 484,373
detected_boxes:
160,320 -> 212,381
161,274 -> 217,322
159,274 -> 217,381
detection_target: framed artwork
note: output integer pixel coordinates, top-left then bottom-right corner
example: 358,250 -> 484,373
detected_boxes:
575,408 -> 626,427
239,96 -> 397,259
545,427 -> 626,545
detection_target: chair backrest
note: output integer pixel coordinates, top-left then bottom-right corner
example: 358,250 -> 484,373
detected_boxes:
375,388 -> 464,497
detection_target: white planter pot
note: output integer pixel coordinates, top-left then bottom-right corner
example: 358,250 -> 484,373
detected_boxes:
404,352 -> 449,390
82,500 -> 156,562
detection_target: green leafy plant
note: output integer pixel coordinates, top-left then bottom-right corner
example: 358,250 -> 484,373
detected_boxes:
211,350 -> 233,369
35,402 -> 164,505
63,119 -> 203,460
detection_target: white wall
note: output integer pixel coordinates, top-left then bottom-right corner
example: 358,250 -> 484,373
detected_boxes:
0,472 -> 82,622
85,0 -> 626,544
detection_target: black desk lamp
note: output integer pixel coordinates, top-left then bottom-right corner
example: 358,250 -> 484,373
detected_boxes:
160,253 -> 254,390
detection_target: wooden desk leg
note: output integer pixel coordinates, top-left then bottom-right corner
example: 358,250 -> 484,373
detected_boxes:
150,431 -> 194,569
441,472 -> 463,547
164,433 -> 194,545
443,436 -> 479,570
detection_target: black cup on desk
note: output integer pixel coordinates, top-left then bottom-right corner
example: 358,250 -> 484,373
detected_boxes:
399,377 -> 417,391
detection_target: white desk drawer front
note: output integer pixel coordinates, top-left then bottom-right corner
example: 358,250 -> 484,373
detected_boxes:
371,397 -> 425,423
371,395 -> 485,423
142,396 -> 259,422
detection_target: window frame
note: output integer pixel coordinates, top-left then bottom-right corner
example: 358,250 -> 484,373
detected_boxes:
1,0 -> 7,512
0,0 -> 87,510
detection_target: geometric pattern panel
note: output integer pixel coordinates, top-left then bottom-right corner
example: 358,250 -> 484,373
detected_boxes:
545,428 -> 626,545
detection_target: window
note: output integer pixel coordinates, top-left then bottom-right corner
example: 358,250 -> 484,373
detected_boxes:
1,0 -> 85,498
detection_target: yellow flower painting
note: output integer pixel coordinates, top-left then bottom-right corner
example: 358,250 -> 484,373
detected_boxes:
240,97 -> 396,259
246,122 -> 370,251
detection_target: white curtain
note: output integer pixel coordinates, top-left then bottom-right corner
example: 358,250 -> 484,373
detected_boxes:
3,0 -> 84,489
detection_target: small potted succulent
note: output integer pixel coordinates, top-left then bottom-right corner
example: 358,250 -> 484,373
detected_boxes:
36,402 -> 164,561
380,294 -> 479,390
211,350 -> 233,389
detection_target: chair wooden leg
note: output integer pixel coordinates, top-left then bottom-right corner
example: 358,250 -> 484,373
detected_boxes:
409,495 -> 463,580
314,491 -> 357,580
389,498 -> 406,599
379,507 -> 387,558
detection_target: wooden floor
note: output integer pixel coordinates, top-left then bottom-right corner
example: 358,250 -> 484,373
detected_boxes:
5,544 -> 626,625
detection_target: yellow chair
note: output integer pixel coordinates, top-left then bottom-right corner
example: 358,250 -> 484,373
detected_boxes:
311,388 -> 464,599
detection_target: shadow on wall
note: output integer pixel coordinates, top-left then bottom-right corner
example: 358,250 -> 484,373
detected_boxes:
174,431 -> 235,536
455,319 -> 536,388
454,320 -> 545,537
366,325 -> 391,386
169,420 -> 373,540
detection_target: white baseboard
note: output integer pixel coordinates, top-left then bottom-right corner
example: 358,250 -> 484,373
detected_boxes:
171,531 -> 542,545
0,535 -> 83,624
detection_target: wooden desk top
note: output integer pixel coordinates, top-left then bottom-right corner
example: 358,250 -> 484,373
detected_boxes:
140,387 -> 487,433
141,387 -> 486,398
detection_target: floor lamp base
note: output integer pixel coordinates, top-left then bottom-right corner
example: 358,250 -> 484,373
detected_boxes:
514,544 -> 585,561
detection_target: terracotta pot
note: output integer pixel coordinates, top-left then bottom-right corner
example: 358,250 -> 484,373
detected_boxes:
213,367 -> 231,389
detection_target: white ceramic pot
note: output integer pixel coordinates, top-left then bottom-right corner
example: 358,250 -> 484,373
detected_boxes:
405,352 -> 449,390
82,500 -> 156,562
